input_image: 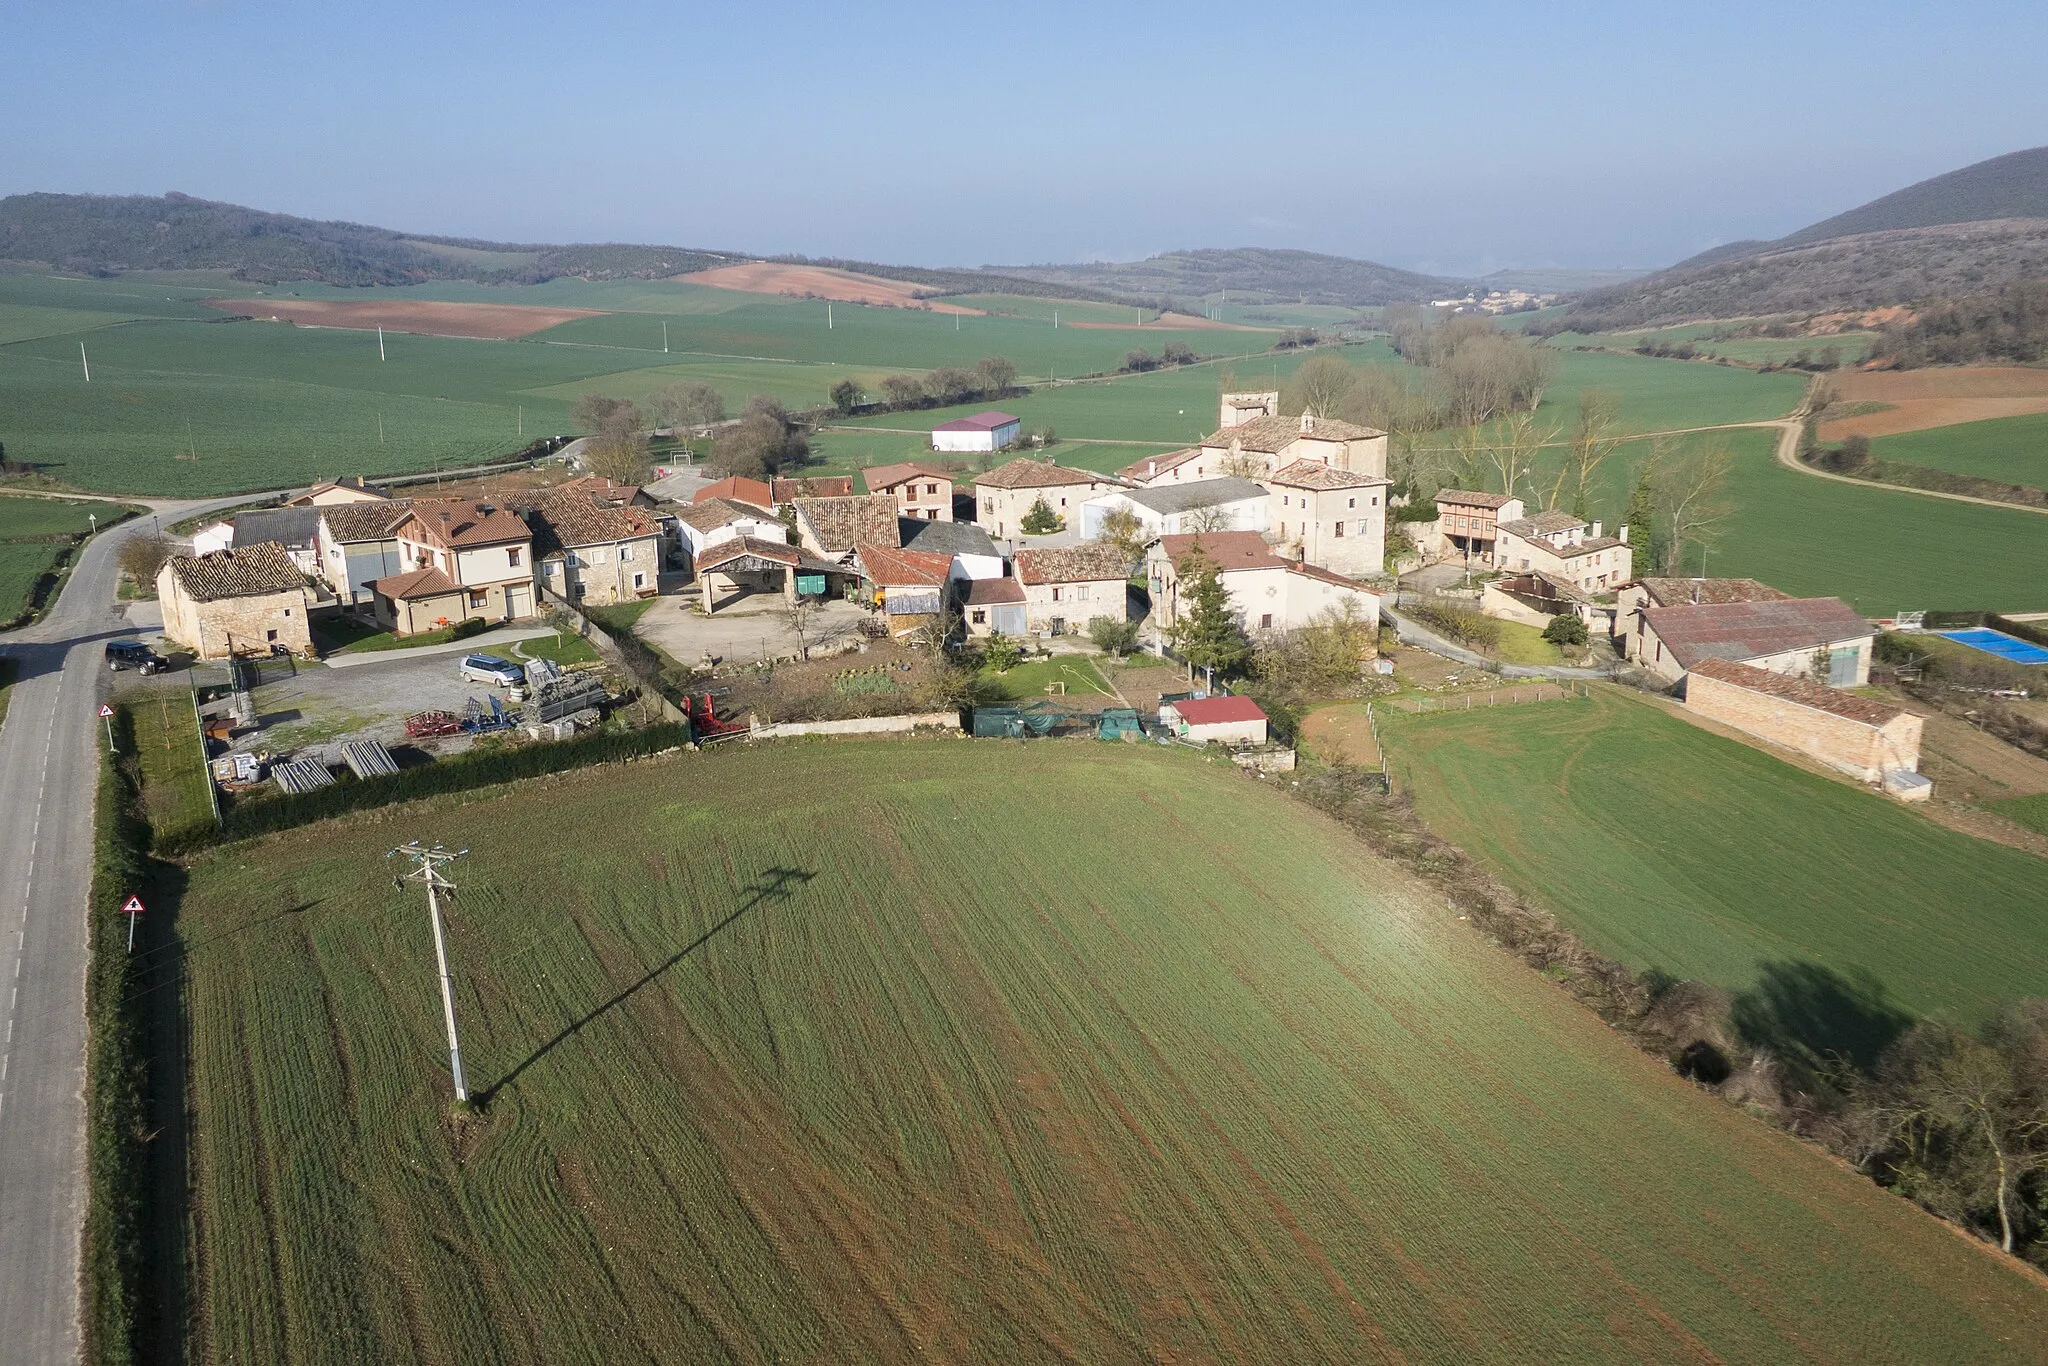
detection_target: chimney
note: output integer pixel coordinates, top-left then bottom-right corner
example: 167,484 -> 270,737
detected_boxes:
1591,520 -> 1602,539
1299,412 -> 1315,434
1147,461 -> 1157,475
1618,523 -> 1629,545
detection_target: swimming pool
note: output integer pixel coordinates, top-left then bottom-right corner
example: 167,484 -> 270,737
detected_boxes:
1938,628 -> 2048,666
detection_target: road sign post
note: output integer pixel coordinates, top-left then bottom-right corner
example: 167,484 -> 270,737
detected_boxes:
122,895 -> 145,953
99,702 -> 115,752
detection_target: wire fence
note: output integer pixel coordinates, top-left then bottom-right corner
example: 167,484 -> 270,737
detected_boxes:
1380,680 -> 1592,714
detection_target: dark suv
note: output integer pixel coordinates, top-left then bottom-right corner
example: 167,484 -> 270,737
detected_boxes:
106,640 -> 165,674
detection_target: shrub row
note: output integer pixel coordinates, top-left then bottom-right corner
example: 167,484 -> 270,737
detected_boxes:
158,722 -> 694,854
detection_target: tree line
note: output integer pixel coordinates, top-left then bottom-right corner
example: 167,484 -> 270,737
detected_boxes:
1875,277 -> 2048,367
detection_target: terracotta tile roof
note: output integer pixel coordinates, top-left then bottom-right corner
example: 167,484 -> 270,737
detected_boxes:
1499,510 -> 1587,538
1114,449 -> 1202,482
855,544 -> 954,587
676,497 -> 776,534
1642,597 -> 1872,669
959,576 -> 1026,605
772,475 -> 853,501
1434,489 -> 1514,510
288,478 -> 389,504
1269,459 -> 1390,490
526,494 -> 659,558
398,499 -> 531,550
933,410 -> 1019,432
1552,535 -> 1626,560
1287,561 -> 1376,591
793,494 -> 899,552
1014,543 -> 1133,585
1202,412 -> 1385,452
1688,657 -> 1909,726
1634,577 -> 1790,607
165,543 -> 306,602
1157,531 -> 1276,570
1123,477 -> 1268,515
370,565 -> 461,601
556,474 -> 648,506
321,499 -> 414,542
692,476 -> 774,510
697,536 -> 800,571
976,457 -> 1125,491
1170,695 -> 1266,725
862,461 -> 955,491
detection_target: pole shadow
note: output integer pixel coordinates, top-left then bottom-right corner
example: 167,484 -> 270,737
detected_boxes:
474,866 -> 815,1108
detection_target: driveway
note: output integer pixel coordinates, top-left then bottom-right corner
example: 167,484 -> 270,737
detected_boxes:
631,593 -> 870,667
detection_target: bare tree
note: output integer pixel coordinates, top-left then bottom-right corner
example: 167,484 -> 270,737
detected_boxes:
1484,410 -> 1558,503
879,374 -> 925,408
1095,507 -> 1148,564
975,355 -> 1018,394
119,534 -> 177,589
650,382 -> 724,434
1183,505 -> 1233,534
785,594 -> 816,661
1651,438 -> 1734,573
1546,389 -> 1624,516
1286,353 -> 1356,418
574,395 -> 650,484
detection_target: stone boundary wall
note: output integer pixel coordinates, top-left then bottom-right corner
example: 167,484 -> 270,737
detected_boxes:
748,712 -> 961,740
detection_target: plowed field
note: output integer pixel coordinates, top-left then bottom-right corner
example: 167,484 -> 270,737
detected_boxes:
205,296 -> 606,339
1820,365 -> 2048,439
676,262 -> 983,313
170,741 -> 2048,1363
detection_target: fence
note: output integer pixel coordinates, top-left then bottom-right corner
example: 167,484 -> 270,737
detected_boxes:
748,711 -> 961,741
536,583 -> 686,724
1381,680 -> 1591,714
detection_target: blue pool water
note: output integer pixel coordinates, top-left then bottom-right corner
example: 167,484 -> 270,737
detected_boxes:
1938,628 -> 2048,666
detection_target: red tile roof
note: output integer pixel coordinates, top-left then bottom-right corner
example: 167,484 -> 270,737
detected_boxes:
697,536 -> 800,572
1202,412 -> 1383,452
693,476 -> 774,510
1170,695 -> 1266,725
959,576 -> 1026,605
855,543 -> 953,587
977,457 -> 1126,491
1114,448 -> 1203,482
371,566 -> 461,601
1642,597 -> 1872,669
397,499 -> 531,550
862,461 -> 955,491
934,410 -> 1019,432
1013,543 -> 1132,585
1434,489 -> 1514,510
1633,577 -> 1790,607
164,543 -> 306,601
792,493 -> 900,551
1687,657 -> 1909,726
1157,531 -> 1277,570
1269,459 -> 1389,490
772,475 -> 853,501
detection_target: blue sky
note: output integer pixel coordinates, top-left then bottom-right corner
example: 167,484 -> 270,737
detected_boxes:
2,1 -> 2044,274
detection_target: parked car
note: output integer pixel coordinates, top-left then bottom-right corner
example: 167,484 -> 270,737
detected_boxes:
457,653 -> 524,687
105,640 -> 165,674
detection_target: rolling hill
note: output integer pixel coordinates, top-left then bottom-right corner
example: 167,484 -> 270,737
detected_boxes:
993,246 -> 1471,308
1563,146 -> 2048,329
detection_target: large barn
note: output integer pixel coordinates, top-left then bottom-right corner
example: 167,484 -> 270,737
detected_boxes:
930,410 -> 1022,453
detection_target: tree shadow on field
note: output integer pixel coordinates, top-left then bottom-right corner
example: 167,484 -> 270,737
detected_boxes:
1731,960 -> 1914,1080
474,866 -> 815,1108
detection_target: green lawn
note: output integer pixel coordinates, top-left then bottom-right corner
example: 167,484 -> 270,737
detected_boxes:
169,741 -> 2048,1362
0,541 -> 63,623
980,654 -> 1116,700
1991,793 -> 2048,837
324,620 -> 495,654
0,492 -> 132,538
1871,411 -> 2048,487
1381,689 -> 2048,1029
579,598 -> 659,634
507,630 -> 601,668
1489,619 -> 1565,667
122,692 -> 214,847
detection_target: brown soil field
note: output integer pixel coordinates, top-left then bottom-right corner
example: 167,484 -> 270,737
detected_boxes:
1820,366 -> 2048,439
1064,310 -> 1266,332
677,262 -> 983,314
206,297 -> 603,340
1299,703 -> 1382,767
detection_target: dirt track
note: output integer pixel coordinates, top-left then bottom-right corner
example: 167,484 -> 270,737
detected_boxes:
206,297 -> 603,340
676,262 -> 983,313
1819,366 -> 2048,439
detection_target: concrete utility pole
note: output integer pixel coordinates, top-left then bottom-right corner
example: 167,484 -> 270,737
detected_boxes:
80,343 -> 90,382
388,842 -> 472,1103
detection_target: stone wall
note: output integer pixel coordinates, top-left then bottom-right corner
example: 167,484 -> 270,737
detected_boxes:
748,712 -> 961,740
1685,669 -> 1922,785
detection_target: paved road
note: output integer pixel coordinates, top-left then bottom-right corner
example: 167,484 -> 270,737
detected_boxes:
0,495 -> 252,1366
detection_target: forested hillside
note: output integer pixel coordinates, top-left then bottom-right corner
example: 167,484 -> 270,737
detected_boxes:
996,246 -> 1468,307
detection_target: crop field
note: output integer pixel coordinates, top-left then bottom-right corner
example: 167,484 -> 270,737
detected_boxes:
1379,689 -> 2048,1028
1871,411 -> 2048,486
0,542 -> 61,621
1821,366 -> 2048,440
0,492 -> 129,619
169,740 -> 2047,1363
1551,325 -> 1881,368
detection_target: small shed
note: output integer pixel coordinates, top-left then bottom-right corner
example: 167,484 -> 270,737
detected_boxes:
1162,694 -> 1267,746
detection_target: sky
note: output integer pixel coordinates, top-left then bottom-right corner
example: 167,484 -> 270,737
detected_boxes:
3,1 -> 2045,276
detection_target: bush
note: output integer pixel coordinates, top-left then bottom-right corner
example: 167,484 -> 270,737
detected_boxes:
1409,596 -> 1501,651
1019,497 -> 1063,535
1087,616 -> 1140,657
1542,615 -> 1589,647
449,616 -> 494,642
983,632 -> 1025,672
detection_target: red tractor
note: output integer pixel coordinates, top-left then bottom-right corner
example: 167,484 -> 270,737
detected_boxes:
683,690 -> 748,744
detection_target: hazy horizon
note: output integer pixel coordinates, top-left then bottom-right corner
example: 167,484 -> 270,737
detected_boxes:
4,0 -> 2044,276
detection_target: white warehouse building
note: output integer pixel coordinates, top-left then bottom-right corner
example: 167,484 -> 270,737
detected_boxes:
930,410 -> 1022,453
1080,477 -> 1270,543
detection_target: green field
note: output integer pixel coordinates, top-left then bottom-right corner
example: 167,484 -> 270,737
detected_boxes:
979,654 -> 1117,700
169,741 -> 2045,1362
0,492 -> 130,621
1871,411 -> 2048,487
1380,690 -> 2048,1030
1552,325 -> 1881,369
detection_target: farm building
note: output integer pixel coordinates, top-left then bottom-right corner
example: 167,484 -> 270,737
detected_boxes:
1195,412 -> 1388,481
284,476 -> 389,507
957,575 -> 1027,637
1430,490 -> 1525,567
1481,572 -> 1614,639
1163,695 -> 1269,746
1013,543 -> 1133,635
1616,577 -> 1789,658
864,461 -> 956,522
675,497 -> 781,565
157,542 -> 314,660
1636,595 -> 1874,686
973,458 -> 1131,541
1146,532 -> 1380,641
901,518 -> 1003,579
694,537 -> 851,614
1493,511 -> 1632,594
372,499 -> 536,634
208,506 -> 326,577
930,410 -> 1021,453
314,499 -> 414,607
692,476 -> 774,512
855,544 -> 955,635
1684,657 -> 1927,795
1267,461 -> 1390,577
525,494 -> 662,606
1079,478 -> 1269,543
792,494 -> 900,565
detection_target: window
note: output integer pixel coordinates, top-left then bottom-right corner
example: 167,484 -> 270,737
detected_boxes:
1334,522 -> 1345,538
1259,613 -> 1273,629
619,544 -> 633,561
573,582 -> 587,599
507,547 -> 521,567
971,608 -> 987,625
983,499 -> 995,514
1370,495 -> 1378,506
1052,586 -> 1063,602
1347,497 -> 1356,509
1075,584 -> 1089,601
925,483 -> 939,496
283,608 -> 292,617
632,572 -> 646,589
469,590 -> 489,609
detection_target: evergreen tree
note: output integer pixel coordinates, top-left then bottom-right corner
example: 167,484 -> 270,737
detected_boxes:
1167,546 -> 1249,678
1624,462 -> 1662,576
1019,496 -> 1063,535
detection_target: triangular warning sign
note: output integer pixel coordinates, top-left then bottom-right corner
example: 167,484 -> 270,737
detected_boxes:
121,895 -> 145,914
98,704 -> 115,718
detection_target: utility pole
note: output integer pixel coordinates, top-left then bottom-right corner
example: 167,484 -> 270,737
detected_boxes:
388,842 -> 472,1104
80,343 -> 91,382
663,320 -> 669,353
378,326 -> 386,362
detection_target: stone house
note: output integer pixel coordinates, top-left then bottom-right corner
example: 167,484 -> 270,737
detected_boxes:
864,461 -> 957,522
554,473 -> 658,509
370,499 -> 536,635
285,477 -> 389,507
1431,490 -> 1525,567
771,475 -> 854,504
1218,391 -> 1280,428
156,542 -> 313,660
1012,543 -> 1132,634
957,576 -> 1028,637
1079,478 -> 1270,543
525,494 -> 663,606
1266,461 -> 1391,577
1146,531 -> 1380,641
1684,657 -> 1926,793
1635,595 -> 1875,686
973,458 -> 1131,540
1194,412 -> 1389,481
675,497 -> 781,568
1115,447 -> 1221,487
854,544 -> 955,635
792,494 -> 900,565
314,499 -> 414,607
1494,510 -> 1632,594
